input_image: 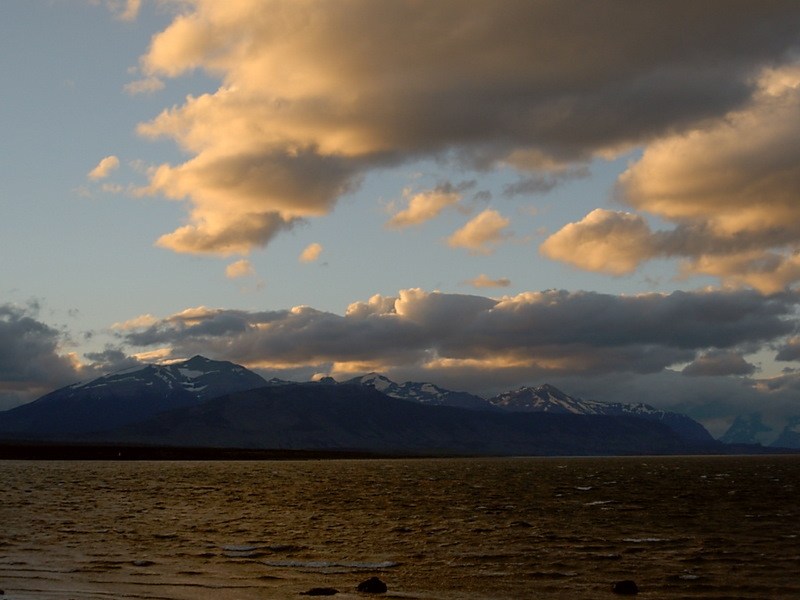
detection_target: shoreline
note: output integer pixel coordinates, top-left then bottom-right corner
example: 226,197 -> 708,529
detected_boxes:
0,441 -> 796,461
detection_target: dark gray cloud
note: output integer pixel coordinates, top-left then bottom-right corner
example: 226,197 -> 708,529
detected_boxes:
682,351 -> 757,377
0,303 -> 85,409
119,287 -> 798,383
775,338 -> 800,362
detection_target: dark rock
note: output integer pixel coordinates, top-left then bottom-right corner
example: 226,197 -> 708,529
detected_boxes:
612,579 -> 639,595
357,577 -> 387,593
300,587 -> 339,596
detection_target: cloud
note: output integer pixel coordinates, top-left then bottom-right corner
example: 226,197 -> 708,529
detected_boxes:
118,0 -> 141,21
682,351 -> 757,377
111,313 -> 160,330
544,65 -> 800,292
299,242 -> 323,263
82,347 -> 143,373
119,287 -> 796,385
464,274 -> 511,289
97,0 -> 141,21
385,183 -> 466,229
130,1 -> 800,256
145,147 -> 358,256
0,303 -> 88,409
502,165 -> 590,197
447,209 -> 512,255
539,209 -> 658,275
775,337 -> 800,362
124,76 -> 165,95
225,259 -> 255,278
88,156 -> 120,180
105,286 -> 800,434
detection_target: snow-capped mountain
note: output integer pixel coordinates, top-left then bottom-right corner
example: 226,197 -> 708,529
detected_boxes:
344,373 -> 493,410
489,384 -> 610,414
344,376 -> 713,442
0,355 -> 266,436
0,358 -> 718,450
487,384 -> 713,442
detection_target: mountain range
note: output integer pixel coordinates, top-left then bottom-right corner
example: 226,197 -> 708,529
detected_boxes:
346,374 -> 711,442
0,355 -> 788,455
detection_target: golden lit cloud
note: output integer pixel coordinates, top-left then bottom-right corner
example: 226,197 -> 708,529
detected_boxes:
88,155 -> 120,180
464,274 -> 511,289
540,209 -> 657,276
299,242 -> 323,263
111,313 -> 160,330
225,259 -> 255,278
128,1 -> 800,257
543,64 -> 800,292
386,187 -> 462,229
447,210 -> 511,255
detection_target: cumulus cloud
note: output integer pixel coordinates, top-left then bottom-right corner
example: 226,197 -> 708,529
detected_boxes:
88,155 -> 120,180
299,242 -> 323,263
540,209 -> 657,275
386,182 -> 467,229
544,64 -> 800,292
129,0 -> 800,256
464,274 -> 511,289
118,287 -> 797,385
225,259 -> 255,278
447,210 -> 512,255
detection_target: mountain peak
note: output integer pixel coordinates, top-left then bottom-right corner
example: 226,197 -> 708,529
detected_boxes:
184,354 -> 213,366
348,372 -> 397,393
0,357 -> 267,436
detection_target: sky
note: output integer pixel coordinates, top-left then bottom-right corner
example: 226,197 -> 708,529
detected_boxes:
3,0 -> 800,441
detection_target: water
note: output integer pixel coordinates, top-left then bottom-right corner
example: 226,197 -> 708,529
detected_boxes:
1,456 -> 798,599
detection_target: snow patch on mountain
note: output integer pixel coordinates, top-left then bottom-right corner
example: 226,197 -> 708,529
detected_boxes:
344,373 -> 493,410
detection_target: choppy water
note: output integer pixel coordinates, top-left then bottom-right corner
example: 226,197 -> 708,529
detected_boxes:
1,456 -> 798,599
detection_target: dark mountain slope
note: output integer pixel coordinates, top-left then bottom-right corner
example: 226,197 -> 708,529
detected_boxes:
95,382 -> 714,456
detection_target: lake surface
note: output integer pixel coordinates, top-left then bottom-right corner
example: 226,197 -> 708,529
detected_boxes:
1,456 -> 798,599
